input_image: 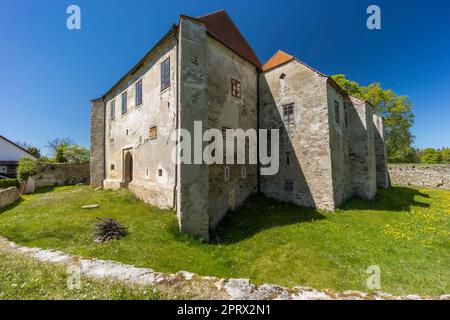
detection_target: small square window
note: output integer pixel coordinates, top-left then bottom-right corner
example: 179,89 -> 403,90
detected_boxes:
284,180 -> 293,192
158,169 -> 163,177
224,167 -> 230,181
231,79 -> 241,98
282,104 -> 295,125
135,79 -> 143,106
110,164 -> 115,171
149,126 -> 158,140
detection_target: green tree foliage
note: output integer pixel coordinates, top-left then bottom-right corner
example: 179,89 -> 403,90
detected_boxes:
54,145 -> 67,163
27,147 -> 41,159
420,148 -> 450,164
46,137 -> 74,156
17,157 -> 38,182
331,74 -> 415,163
62,145 -> 90,164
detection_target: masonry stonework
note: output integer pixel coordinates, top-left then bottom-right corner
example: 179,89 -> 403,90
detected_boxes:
90,10 -> 389,240
388,164 -> 450,189
0,187 -> 20,209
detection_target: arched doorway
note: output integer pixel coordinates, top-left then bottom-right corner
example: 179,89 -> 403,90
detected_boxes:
123,151 -> 133,188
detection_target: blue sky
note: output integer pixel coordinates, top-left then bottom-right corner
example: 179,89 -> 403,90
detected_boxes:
0,0 -> 449,155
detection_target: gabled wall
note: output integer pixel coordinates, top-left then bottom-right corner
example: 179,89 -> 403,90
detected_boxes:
259,61 -> 335,210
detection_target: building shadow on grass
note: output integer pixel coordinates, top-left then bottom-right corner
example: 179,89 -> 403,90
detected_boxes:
213,194 -> 326,244
340,186 -> 430,212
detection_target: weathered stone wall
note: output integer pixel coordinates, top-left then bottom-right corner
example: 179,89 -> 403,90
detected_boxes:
101,33 -> 178,209
33,163 -> 90,187
373,115 -> 390,188
0,187 -> 20,208
90,98 -> 105,188
388,164 -> 450,189
177,17 -> 210,240
346,97 -> 377,200
206,36 -> 258,229
327,81 -> 352,207
259,60 -> 335,211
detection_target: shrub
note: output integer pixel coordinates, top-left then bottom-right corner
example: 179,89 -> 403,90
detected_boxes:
17,157 -> 38,182
94,218 -> 128,243
0,178 -> 20,189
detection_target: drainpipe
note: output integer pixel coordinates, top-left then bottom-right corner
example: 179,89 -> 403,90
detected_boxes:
173,24 -> 180,211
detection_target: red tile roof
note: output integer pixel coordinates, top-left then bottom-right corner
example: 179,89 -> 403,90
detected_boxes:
197,10 -> 262,68
261,50 -> 295,72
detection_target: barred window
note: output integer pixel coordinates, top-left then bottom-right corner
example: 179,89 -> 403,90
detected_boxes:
149,126 -> 158,140
282,104 -> 294,125
121,91 -> 127,114
161,58 -> 170,90
110,100 -> 115,120
135,79 -> 142,106
284,180 -> 293,192
231,79 -> 241,98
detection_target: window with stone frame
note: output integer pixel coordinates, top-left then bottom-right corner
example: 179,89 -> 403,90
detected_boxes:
334,100 -> 340,124
149,126 -> 158,140
231,78 -> 241,98
110,100 -> 115,120
282,103 -> 295,125
161,58 -> 170,90
135,79 -> 143,106
224,166 -> 230,181
121,91 -> 127,114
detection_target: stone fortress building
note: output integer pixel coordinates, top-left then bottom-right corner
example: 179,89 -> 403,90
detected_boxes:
90,10 -> 389,240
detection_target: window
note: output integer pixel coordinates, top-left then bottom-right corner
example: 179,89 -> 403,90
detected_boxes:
282,104 -> 295,125
279,73 -> 286,80
344,102 -> 349,127
334,100 -> 340,124
224,167 -> 230,181
110,164 -> 115,171
121,91 -> 127,114
241,167 -> 247,178
110,100 -> 115,120
284,180 -> 293,192
149,126 -> 158,140
286,152 -> 291,165
0,166 -> 6,173
161,58 -> 170,90
158,169 -> 163,177
231,79 -> 241,98
135,79 -> 142,106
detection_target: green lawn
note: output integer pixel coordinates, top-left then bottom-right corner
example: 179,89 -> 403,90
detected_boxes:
0,247 -> 172,300
0,185 -> 448,296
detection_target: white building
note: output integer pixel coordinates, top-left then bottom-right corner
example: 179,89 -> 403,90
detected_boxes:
0,135 -> 37,178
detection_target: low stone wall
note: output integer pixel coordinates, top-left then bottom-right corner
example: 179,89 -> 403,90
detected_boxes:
0,187 -> 20,209
33,163 -> 90,188
388,164 -> 450,189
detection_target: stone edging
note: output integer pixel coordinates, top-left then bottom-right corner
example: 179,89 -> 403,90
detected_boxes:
0,236 -> 448,300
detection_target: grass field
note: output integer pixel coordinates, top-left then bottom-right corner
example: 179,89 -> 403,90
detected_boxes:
0,185 -> 448,295
0,246 -> 172,300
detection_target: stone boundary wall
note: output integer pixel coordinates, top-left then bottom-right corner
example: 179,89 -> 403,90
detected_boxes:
0,187 -> 20,209
33,163 -> 90,188
388,164 -> 450,189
